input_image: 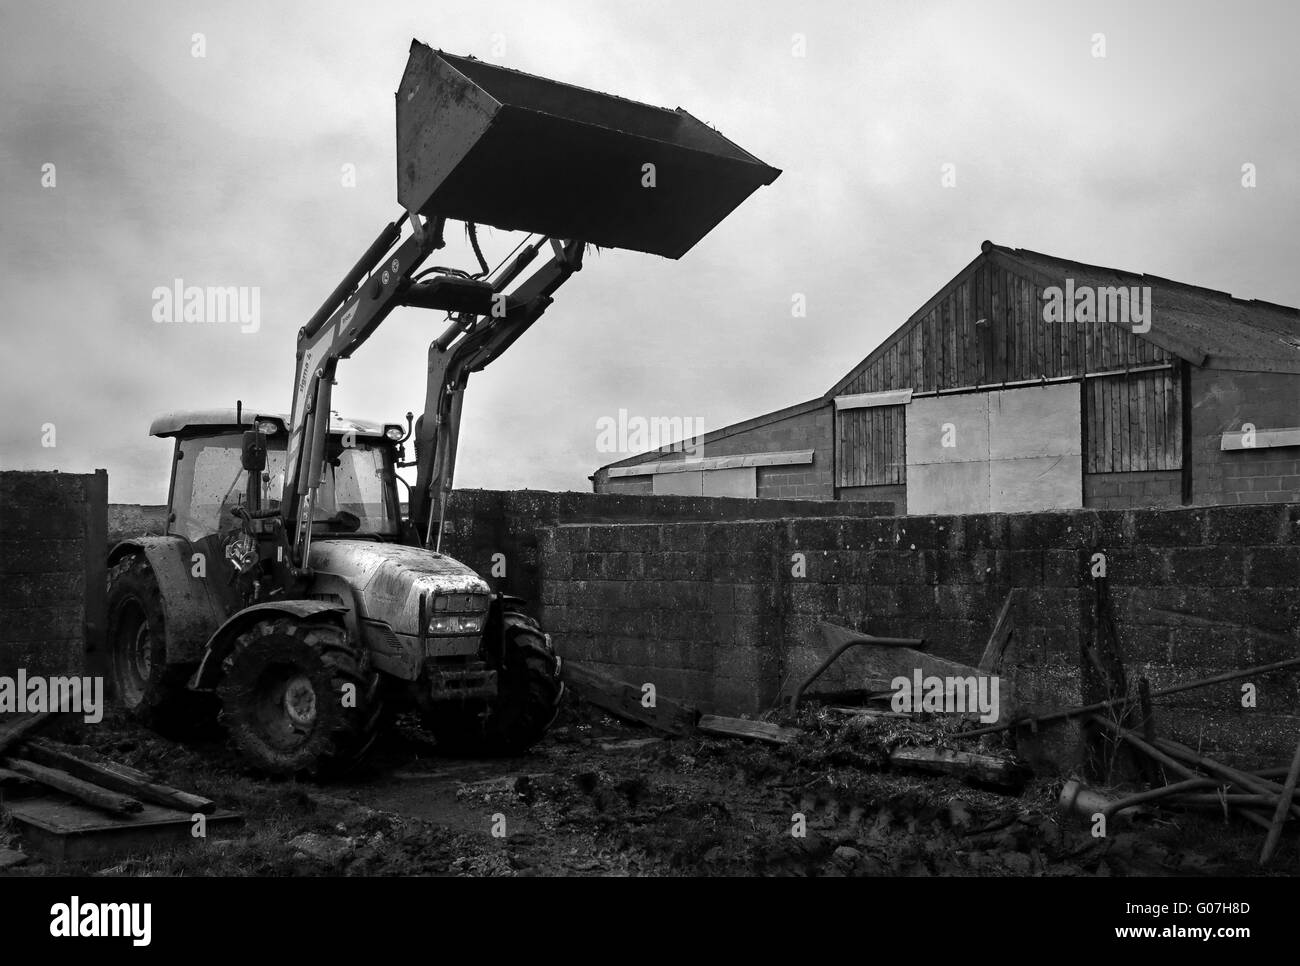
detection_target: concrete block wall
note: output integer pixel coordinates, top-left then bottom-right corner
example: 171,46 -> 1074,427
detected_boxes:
831,472 -> 1187,514
1083,469 -> 1182,509
540,503 -> 1300,770
440,488 -> 890,617
0,471 -> 107,679
839,483 -> 907,513
1191,369 -> 1300,505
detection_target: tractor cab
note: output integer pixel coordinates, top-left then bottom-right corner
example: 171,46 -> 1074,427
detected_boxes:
150,408 -> 406,546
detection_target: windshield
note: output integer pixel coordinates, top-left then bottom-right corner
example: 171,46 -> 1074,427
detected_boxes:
170,432 -> 400,542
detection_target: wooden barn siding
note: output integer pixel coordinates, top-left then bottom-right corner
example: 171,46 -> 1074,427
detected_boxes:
838,258 -> 1182,485
1086,368 -> 1182,472
842,261 -> 1170,395
836,406 -> 905,486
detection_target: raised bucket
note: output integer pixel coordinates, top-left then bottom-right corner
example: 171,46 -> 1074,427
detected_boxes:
396,41 -> 780,259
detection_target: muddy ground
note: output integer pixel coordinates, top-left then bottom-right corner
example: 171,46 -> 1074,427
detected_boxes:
0,697 -> 1287,877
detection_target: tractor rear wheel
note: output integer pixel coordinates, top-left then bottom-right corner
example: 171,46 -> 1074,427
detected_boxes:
216,617 -> 382,777
429,611 -> 562,756
106,553 -> 209,735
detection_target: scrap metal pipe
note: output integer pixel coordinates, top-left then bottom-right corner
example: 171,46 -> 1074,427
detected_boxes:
788,634 -> 925,714
1089,716 -> 1275,831
956,656 -> 1300,740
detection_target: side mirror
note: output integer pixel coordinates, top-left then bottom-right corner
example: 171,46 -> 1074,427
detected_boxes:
241,430 -> 267,472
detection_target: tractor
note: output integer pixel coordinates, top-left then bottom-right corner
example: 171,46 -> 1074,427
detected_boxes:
106,41 -> 779,775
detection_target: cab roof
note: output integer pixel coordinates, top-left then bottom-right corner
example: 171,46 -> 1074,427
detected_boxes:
148,408 -> 393,439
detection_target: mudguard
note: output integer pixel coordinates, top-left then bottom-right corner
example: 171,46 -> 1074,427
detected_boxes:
188,600 -> 350,690
109,537 -> 227,666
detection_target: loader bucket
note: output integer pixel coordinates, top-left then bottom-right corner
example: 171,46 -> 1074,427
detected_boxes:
396,41 -> 780,259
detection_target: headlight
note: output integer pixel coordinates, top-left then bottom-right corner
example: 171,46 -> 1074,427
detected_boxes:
384,425 -> 404,440
427,614 -> 484,635
255,420 -> 280,435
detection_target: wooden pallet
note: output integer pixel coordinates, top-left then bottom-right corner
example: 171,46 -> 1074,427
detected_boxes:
5,796 -> 243,863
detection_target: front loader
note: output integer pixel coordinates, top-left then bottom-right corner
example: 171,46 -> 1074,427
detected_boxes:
106,41 -> 779,776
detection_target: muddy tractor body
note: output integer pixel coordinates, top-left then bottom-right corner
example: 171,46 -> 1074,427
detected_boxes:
106,41 -> 778,775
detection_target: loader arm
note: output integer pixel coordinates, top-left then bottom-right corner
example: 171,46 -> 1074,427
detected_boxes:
281,213 -> 585,569
408,237 -> 586,548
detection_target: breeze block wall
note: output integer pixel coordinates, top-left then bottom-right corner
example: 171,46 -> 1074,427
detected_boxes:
540,503 -> 1300,770
0,471 -> 107,679
1083,469 -> 1183,509
440,488 -> 891,617
1191,369 -> 1300,506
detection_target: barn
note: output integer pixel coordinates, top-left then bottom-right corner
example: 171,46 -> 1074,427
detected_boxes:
592,241 -> 1300,514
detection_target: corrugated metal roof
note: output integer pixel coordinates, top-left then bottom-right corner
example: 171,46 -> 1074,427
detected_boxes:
986,243 -> 1300,373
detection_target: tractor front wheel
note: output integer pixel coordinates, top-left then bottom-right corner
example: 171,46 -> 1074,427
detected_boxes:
217,617 -> 383,777
428,611 -> 562,756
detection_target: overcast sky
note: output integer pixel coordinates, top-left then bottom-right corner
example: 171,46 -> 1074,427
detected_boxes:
1,0 -> 1296,504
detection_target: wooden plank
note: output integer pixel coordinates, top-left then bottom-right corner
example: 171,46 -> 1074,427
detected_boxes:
1007,275 -> 1018,380
1169,370 -> 1180,470
1057,276 -> 1068,376
1021,276 -> 1032,380
951,291 -> 961,390
1153,371 -> 1166,470
1091,377 -> 1103,472
1260,731 -> 1300,864
1088,379 -> 1100,473
854,408 -> 864,485
0,766 -> 36,790
1144,372 -> 1156,471
1084,298 -> 1095,372
22,739 -> 216,815
697,715 -> 799,746
921,307 -> 932,392
1103,377 -> 1113,473
881,407 -> 893,485
843,644 -> 983,693
960,292 -> 972,385
860,409 -> 872,486
1133,377 -> 1144,470
931,308 -> 941,390
562,661 -> 699,736
978,589 -> 1020,673
1040,274 -> 1052,377
889,746 -> 1028,787
892,406 -> 905,483
1123,374 -> 1133,473
1170,371 -> 1183,467
1110,374 -> 1122,473
996,269 -> 1006,379
6,797 -> 243,863
1117,377 -> 1128,473
1020,275 -> 1031,378
2,758 -> 143,815
896,406 -> 905,483
1129,375 -> 1141,472
0,713 -> 53,756
841,410 -> 851,486
915,321 -> 925,386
